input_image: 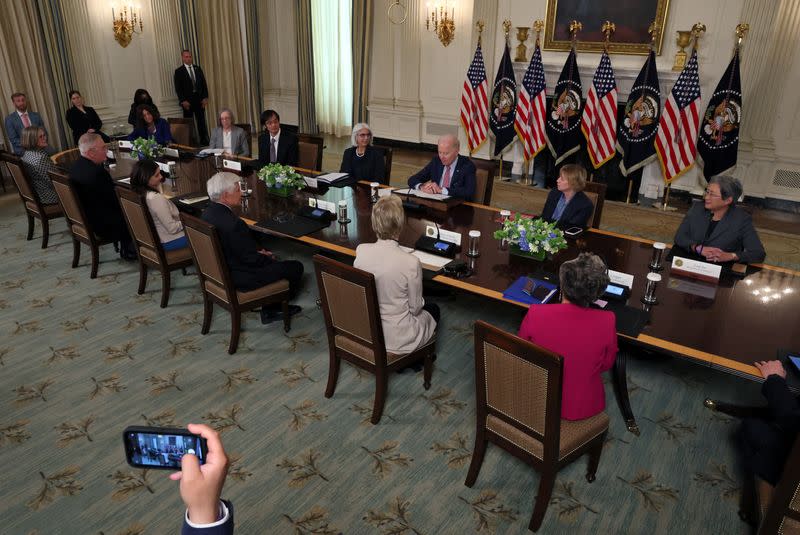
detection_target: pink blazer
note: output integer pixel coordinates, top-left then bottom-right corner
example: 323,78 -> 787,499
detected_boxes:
518,303 -> 617,420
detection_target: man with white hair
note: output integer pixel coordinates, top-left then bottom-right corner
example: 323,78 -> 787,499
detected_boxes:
407,134 -> 476,201
202,172 -> 304,324
69,133 -> 136,260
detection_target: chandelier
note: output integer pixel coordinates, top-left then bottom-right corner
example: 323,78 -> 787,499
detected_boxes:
425,1 -> 455,47
112,4 -> 143,48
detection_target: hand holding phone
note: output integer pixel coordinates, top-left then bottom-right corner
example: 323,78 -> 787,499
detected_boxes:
754,360 -> 787,380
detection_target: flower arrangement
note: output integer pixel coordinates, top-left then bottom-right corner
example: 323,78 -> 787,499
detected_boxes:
131,136 -> 164,160
493,214 -> 568,259
257,163 -> 306,195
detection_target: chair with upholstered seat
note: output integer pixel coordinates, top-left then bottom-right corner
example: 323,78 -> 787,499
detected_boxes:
1,151 -> 63,248
297,134 -> 324,171
582,181 -> 607,229
470,157 -> 497,204
180,212 -> 292,354
168,118 -> 194,146
758,436 -> 800,534
49,170 -> 117,279
465,320 -> 608,532
313,254 -> 436,424
115,186 -> 193,308
234,123 -> 253,156
373,145 -> 394,185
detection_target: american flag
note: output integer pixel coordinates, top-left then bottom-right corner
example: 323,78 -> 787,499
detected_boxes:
460,44 -> 489,154
514,44 -> 547,162
655,49 -> 702,184
580,51 -> 618,169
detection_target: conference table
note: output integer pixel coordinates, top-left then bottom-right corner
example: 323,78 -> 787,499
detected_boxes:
52,147 -> 800,434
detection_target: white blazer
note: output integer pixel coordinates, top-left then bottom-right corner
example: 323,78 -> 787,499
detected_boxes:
354,239 -> 437,354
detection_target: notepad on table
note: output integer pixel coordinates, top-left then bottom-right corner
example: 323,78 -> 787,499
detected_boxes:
180,195 -> 209,205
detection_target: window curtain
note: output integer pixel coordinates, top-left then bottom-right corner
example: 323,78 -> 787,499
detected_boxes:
242,0 -> 263,131
35,0 -> 75,147
310,0 -> 353,136
177,0 -> 201,63
296,0 -> 318,134
351,0 -> 372,125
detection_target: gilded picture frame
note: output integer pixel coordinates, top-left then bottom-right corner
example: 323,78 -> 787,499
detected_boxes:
543,0 -> 670,55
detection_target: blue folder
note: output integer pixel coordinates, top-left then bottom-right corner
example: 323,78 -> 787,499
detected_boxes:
503,276 -> 558,305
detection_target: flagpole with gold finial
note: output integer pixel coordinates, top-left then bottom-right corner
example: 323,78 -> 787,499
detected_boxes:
498,20 -> 511,181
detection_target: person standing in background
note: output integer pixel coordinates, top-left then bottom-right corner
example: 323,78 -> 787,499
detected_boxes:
174,50 -> 210,146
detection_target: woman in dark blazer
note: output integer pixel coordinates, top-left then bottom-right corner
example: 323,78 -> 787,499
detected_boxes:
128,104 -> 173,145
128,89 -> 159,126
65,91 -> 109,145
541,164 -> 594,229
339,123 -> 386,183
518,253 -> 617,420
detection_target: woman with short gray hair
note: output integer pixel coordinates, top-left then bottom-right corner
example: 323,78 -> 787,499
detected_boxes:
673,174 -> 765,263
208,108 -> 250,156
339,122 -> 386,184
518,252 -> 617,420
354,195 -> 437,354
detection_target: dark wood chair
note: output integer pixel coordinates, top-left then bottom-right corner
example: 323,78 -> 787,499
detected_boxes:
583,181 -> 607,229
313,254 -> 436,424
373,145 -> 394,185
180,213 -> 292,354
297,133 -> 324,172
758,436 -> 800,534
49,170 -> 117,279
465,320 -> 608,532
1,151 -> 63,248
167,117 -> 194,147
115,187 -> 193,308
234,122 -> 253,157
470,157 -> 497,204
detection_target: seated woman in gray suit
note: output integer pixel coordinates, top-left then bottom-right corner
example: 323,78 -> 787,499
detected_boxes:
673,175 -> 765,264
354,195 -> 438,355
208,108 -> 250,157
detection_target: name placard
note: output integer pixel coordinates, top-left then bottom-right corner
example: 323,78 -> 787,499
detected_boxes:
425,225 -> 461,245
118,140 -> 132,149
164,147 -> 179,158
377,187 -> 393,198
608,269 -> 634,289
222,159 -> 241,171
317,200 -> 336,214
670,256 -> 722,283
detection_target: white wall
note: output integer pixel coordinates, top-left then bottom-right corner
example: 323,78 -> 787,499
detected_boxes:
259,0 -> 299,126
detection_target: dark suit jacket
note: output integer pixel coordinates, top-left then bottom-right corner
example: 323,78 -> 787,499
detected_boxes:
69,156 -> 128,241
257,131 -> 298,167
407,154 -> 476,200
673,201 -> 766,264
65,106 -> 107,145
339,145 -> 385,182
202,201 -> 274,291
541,189 -> 594,229
174,64 -> 209,104
181,500 -> 234,535
4,110 -> 45,155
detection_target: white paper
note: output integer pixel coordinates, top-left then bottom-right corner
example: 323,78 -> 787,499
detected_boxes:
106,150 -> 114,159
411,250 -> 452,269
393,188 -> 450,201
377,187 -> 393,198
180,195 -> 209,204
304,177 -> 318,188
198,148 -> 224,156
157,162 -> 171,174
398,245 -> 414,253
116,177 -> 131,184
315,172 -> 349,183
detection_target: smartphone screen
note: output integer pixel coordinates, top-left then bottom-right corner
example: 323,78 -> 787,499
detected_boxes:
605,284 -> 625,296
789,354 -> 800,373
434,241 -> 449,251
124,427 -> 206,470
311,208 -> 324,217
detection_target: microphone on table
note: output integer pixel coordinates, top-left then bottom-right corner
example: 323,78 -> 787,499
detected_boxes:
402,183 -> 424,212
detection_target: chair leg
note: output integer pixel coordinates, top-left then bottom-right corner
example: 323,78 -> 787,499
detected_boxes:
464,428 -> 487,487
201,296 -> 213,335
529,471 -> 556,532
324,348 -> 340,398
137,263 -> 148,294
25,214 -> 34,241
71,239 -> 80,268
41,217 -> 50,249
281,300 -> 291,332
586,431 -> 606,482
423,353 -> 434,390
228,311 -> 241,354
371,370 -> 388,424
160,270 -> 171,308
89,244 -> 99,279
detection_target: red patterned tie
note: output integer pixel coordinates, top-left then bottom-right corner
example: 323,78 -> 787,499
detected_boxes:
21,113 -> 31,128
442,164 -> 451,189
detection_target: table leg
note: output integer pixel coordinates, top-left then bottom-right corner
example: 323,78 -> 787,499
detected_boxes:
612,351 -> 640,435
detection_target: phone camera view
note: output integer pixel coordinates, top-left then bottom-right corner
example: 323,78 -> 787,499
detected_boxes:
129,432 -> 203,469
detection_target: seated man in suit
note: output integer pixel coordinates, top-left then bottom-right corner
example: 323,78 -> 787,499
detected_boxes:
4,92 -> 49,155
540,164 -> 594,229
202,172 -> 303,324
170,423 -> 233,534
673,175 -> 766,264
69,133 -> 136,260
257,109 -> 298,167
407,134 -> 476,201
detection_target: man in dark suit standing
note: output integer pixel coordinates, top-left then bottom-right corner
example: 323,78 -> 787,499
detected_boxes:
257,109 -> 298,167
4,92 -> 48,155
174,50 -> 210,146
202,172 -> 303,324
69,133 -> 136,259
408,134 -> 476,201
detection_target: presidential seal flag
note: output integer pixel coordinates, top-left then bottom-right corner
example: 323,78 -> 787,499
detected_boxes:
514,43 -> 547,162
698,48 -> 742,179
460,43 -> 489,155
581,50 -> 617,169
617,50 -> 661,176
655,49 -> 701,184
489,43 -> 517,156
545,48 -> 583,165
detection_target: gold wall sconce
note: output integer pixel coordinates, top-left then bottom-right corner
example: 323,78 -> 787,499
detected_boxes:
425,1 -> 456,47
112,4 -> 143,48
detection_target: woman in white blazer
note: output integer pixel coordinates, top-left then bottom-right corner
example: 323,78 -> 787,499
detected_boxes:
130,159 -> 188,251
354,195 -> 438,354
208,108 -> 250,157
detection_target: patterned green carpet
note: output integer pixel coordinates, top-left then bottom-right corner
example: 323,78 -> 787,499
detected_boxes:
0,193 -> 763,534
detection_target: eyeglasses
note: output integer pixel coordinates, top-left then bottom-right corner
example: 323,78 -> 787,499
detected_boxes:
703,188 -> 722,198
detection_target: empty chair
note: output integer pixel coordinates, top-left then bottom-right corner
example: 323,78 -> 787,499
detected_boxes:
168,117 -> 194,146
297,133 -> 324,172
313,254 -> 436,424
470,157 -> 497,205
583,181 -> 607,229
374,145 -> 393,185
465,320 -> 608,532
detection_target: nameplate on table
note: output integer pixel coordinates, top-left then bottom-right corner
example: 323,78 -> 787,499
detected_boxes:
304,176 -> 318,189
118,140 -> 132,149
377,187 -> 393,198
424,225 -> 461,246
106,150 -> 115,160
157,162 -> 171,174
670,256 -> 721,283
180,195 -> 209,205
164,147 -> 179,158
317,200 -> 336,214
608,269 -> 634,289
222,159 -> 241,172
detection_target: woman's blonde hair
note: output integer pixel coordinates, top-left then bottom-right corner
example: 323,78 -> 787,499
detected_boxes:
21,126 -> 45,150
560,164 -> 587,191
371,195 -> 404,240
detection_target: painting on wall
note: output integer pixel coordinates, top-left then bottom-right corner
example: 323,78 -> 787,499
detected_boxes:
543,0 -> 670,55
